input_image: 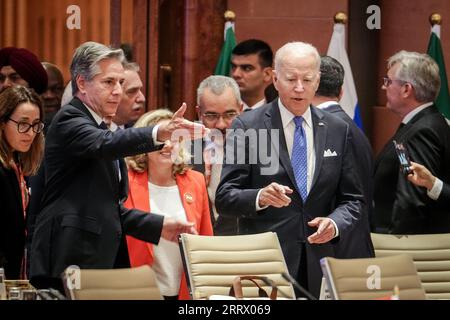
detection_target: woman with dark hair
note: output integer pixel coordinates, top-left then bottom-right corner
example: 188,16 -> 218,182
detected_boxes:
0,86 -> 44,279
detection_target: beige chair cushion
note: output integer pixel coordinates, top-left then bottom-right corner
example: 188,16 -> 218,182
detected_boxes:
321,254 -> 426,300
62,265 -> 162,300
372,233 -> 450,300
179,232 -> 295,300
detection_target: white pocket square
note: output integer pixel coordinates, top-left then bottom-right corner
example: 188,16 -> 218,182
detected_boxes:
323,149 -> 338,157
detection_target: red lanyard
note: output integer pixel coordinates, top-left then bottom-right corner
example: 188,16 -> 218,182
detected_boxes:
10,161 -> 29,216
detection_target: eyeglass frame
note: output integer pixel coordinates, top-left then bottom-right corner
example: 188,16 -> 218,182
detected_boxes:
201,111 -> 239,123
382,76 -> 409,87
8,118 -> 45,134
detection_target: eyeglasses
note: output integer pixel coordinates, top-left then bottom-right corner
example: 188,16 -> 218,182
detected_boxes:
383,77 -> 408,87
202,111 -> 239,123
8,118 -> 45,133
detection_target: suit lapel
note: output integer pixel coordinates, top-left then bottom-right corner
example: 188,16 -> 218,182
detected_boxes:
265,101 -> 299,194
374,106 -> 437,170
310,107 -> 327,191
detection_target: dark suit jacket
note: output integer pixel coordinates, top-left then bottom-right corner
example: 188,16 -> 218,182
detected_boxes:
321,104 -> 374,258
0,165 -> 25,279
30,97 -> 165,286
440,183 -> 450,204
373,106 -> 450,234
215,101 -> 364,297
190,139 -> 239,235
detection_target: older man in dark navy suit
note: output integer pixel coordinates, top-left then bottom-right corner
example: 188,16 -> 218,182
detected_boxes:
216,42 -> 364,298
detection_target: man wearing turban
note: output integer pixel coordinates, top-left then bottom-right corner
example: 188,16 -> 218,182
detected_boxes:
0,47 -> 48,94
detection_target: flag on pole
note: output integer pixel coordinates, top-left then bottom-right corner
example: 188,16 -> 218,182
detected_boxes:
327,23 -> 364,130
427,24 -> 450,120
214,20 -> 236,76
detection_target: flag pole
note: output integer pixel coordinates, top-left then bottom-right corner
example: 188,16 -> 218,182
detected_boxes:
224,10 -> 236,40
427,12 -> 450,121
214,10 -> 237,76
334,12 -> 347,24
429,13 -> 442,37
327,11 -> 364,129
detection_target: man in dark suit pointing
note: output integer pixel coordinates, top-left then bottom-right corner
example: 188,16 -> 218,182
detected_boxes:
30,42 -> 204,289
216,42 -> 364,298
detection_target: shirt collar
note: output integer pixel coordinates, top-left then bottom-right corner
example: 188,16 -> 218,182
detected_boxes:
278,98 -> 312,130
243,98 -> 266,111
402,102 -> 433,124
315,100 -> 339,110
83,103 -> 104,126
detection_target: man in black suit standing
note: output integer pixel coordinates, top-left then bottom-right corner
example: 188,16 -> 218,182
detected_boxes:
312,56 -> 374,258
373,50 -> 450,234
216,42 -> 364,298
30,42 -> 203,289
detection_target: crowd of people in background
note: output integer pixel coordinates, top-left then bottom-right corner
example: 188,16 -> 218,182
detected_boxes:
0,36 -> 449,299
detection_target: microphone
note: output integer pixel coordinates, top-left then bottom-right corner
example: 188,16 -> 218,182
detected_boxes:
259,277 -> 292,299
281,272 -> 317,300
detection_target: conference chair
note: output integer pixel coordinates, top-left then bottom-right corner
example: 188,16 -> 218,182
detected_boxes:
372,233 -> 450,299
179,232 -> 295,300
61,265 -> 162,300
321,254 -> 426,300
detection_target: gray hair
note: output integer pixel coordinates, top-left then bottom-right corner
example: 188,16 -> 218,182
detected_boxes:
388,50 -> 440,102
123,61 -> 140,73
70,41 -> 125,94
274,42 -> 320,74
197,75 -> 242,106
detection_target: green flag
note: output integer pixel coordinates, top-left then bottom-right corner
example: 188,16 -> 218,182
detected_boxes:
214,24 -> 236,76
427,31 -> 450,119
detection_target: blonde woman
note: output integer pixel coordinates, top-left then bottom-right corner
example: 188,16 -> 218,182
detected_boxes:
125,109 -> 213,300
0,86 -> 44,279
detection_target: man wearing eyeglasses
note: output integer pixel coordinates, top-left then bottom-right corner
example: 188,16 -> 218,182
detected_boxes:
373,50 -> 450,234
194,75 -> 243,235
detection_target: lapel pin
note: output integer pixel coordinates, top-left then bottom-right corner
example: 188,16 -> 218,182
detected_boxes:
184,193 -> 194,204
318,122 -> 325,126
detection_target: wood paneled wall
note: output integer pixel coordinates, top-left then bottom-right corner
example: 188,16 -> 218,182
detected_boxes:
1,0 -> 114,84
228,0 -> 348,54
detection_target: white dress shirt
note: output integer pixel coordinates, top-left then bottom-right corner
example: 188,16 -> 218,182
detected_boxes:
256,100 -> 339,237
243,98 -> 266,111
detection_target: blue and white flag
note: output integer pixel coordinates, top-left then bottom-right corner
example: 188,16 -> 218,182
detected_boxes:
327,23 -> 363,130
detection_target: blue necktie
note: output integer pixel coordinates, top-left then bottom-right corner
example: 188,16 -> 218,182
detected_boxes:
291,116 -> 308,201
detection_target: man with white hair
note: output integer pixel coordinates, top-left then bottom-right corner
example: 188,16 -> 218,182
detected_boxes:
30,42 -> 205,290
373,51 -> 450,234
216,42 -> 363,298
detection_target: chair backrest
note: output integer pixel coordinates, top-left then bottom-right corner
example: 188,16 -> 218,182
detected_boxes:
372,233 -> 450,299
179,232 -> 295,300
62,265 -> 163,300
321,254 -> 426,300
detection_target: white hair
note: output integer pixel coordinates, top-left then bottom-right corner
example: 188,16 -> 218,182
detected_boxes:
274,42 -> 320,73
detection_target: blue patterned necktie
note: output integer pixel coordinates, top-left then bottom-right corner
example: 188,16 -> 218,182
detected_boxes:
291,116 -> 308,201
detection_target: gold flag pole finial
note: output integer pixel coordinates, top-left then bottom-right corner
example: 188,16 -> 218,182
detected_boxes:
430,13 -> 442,26
334,12 -> 347,24
224,10 -> 236,22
